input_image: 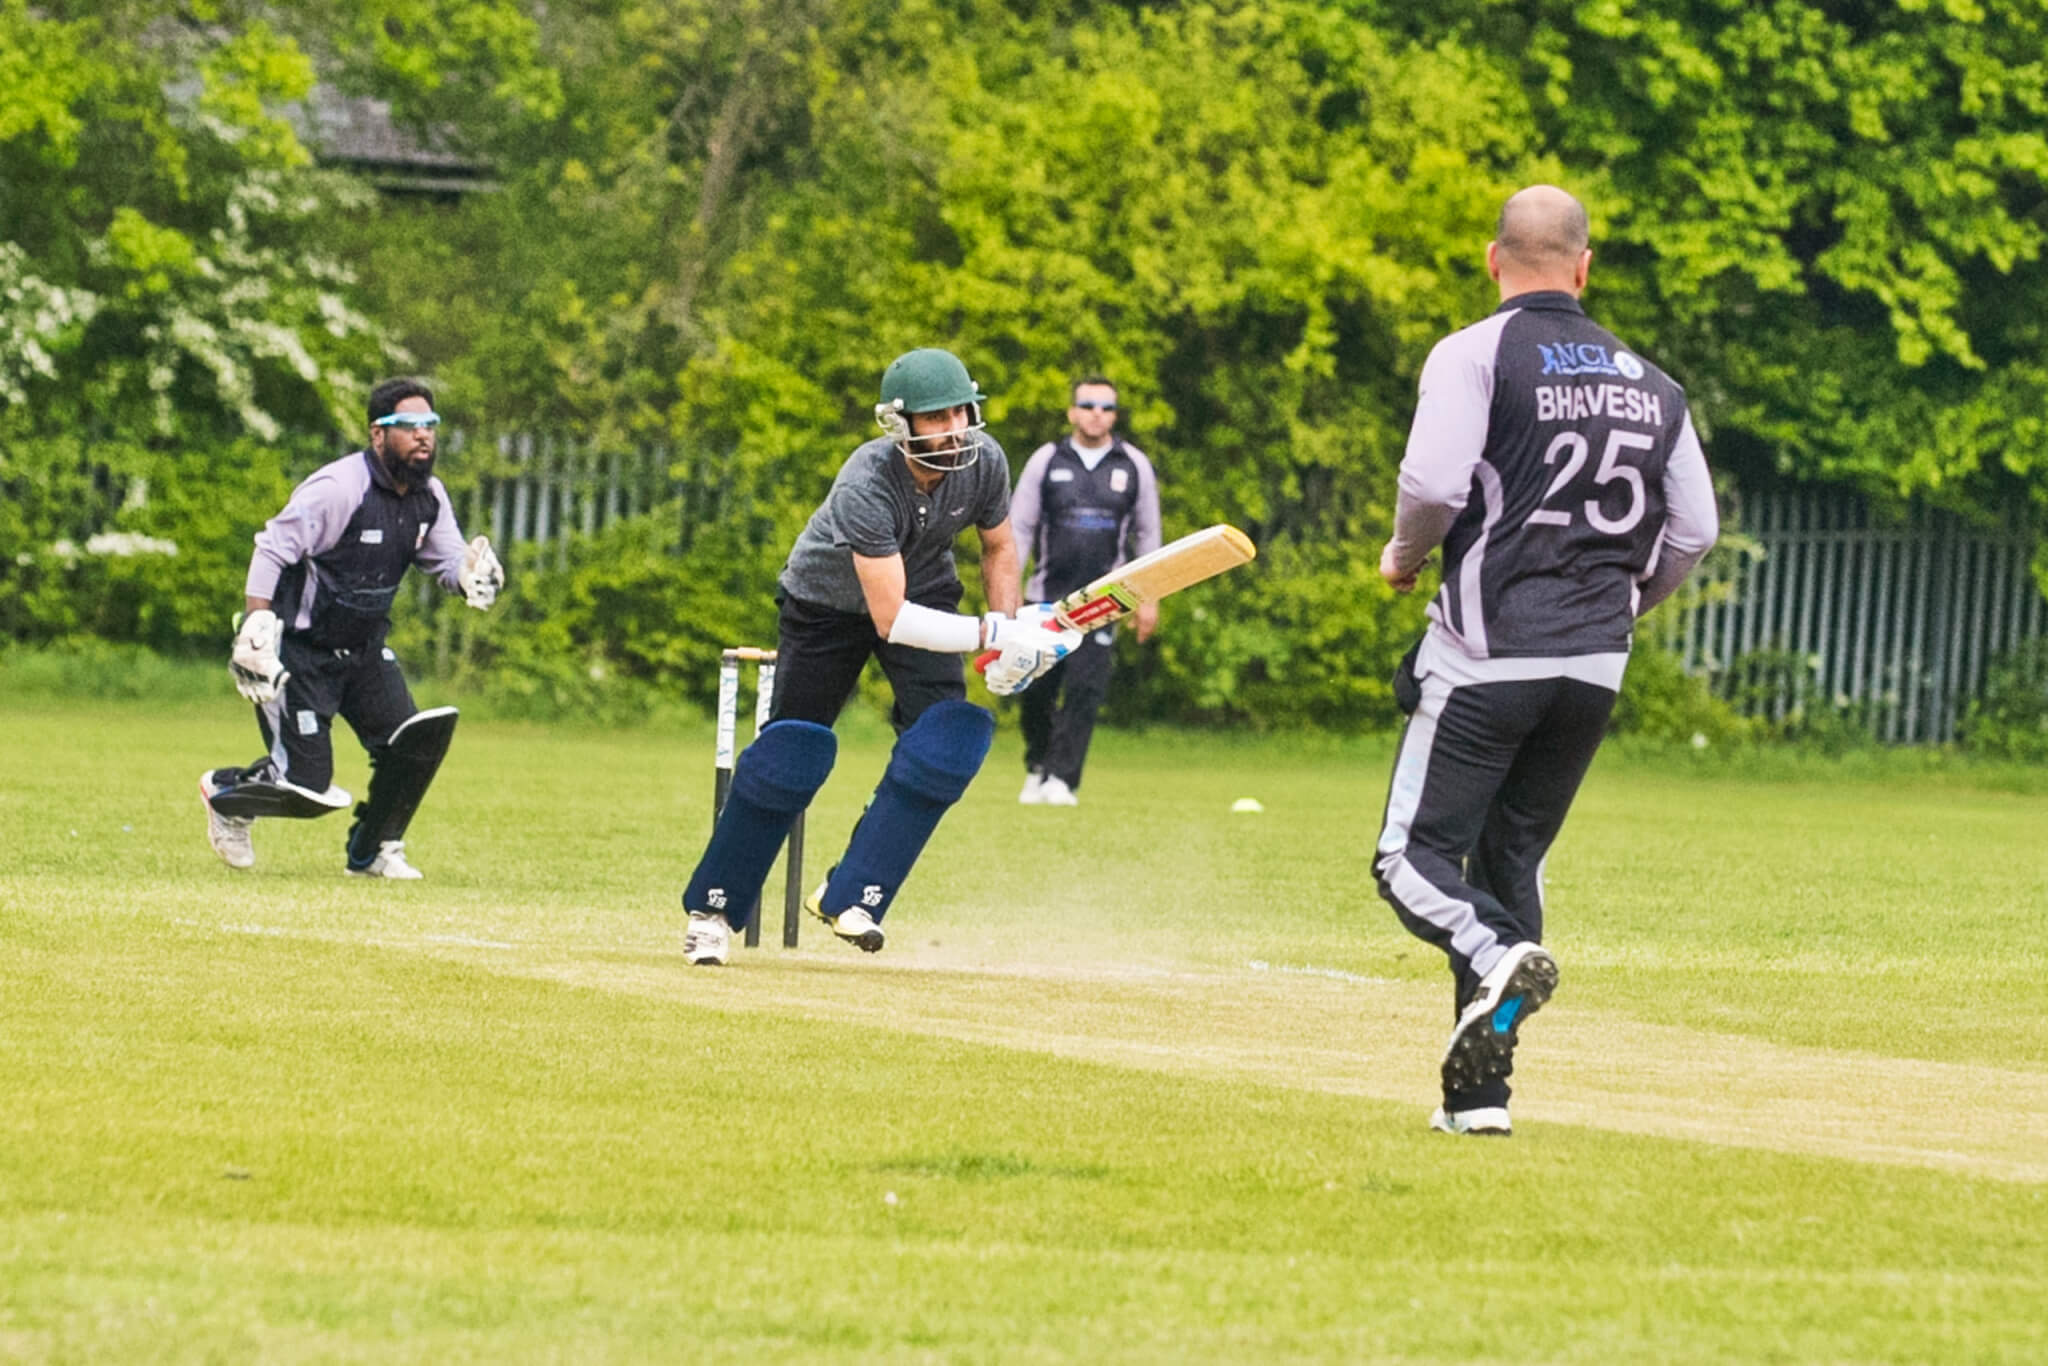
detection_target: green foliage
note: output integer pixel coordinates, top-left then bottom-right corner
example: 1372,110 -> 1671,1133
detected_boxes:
0,426 -> 307,651
0,0 -> 402,443
12,0 -> 2048,726
1958,636 -> 2048,761
1710,646 -> 1887,754
1376,0 -> 2048,525
1110,536 -> 1429,730
1610,630 -> 1757,746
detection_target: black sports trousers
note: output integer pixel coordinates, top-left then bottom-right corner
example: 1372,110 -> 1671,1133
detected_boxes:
770,589 -> 966,734
1374,663 -> 1615,1108
1018,628 -> 1115,789
242,634 -> 419,792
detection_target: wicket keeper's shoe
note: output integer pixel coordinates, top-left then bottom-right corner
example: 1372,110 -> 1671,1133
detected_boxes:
683,911 -> 732,967
1429,1105 -> 1512,1137
804,882 -> 886,954
1018,771 -> 1046,805
1038,775 -> 1078,807
198,770 -> 256,869
1441,941 -> 1558,1093
347,839 -> 424,880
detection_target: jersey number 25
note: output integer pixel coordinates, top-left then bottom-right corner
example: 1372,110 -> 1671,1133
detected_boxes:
1527,429 -> 1655,535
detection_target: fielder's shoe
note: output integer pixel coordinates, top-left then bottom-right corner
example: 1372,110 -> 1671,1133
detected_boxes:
347,840 -> 424,880
1038,775 -> 1079,807
1018,771 -> 1046,805
1430,1106 -> 1512,1137
684,911 -> 732,966
805,882 -> 886,954
1441,941 -> 1558,1093
198,770 -> 255,869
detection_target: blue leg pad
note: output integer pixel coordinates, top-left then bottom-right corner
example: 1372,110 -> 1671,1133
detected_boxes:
823,701 -> 993,922
684,721 -> 836,919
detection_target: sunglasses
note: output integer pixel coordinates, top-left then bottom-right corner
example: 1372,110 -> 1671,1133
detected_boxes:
373,411 -> 441,430
1073,400 -> 1118,412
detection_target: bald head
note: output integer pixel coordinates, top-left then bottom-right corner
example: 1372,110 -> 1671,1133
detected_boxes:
1488,185 -> 1592,296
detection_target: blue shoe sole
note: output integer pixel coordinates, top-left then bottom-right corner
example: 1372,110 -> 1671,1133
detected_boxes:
1442,950 -> 1558,1093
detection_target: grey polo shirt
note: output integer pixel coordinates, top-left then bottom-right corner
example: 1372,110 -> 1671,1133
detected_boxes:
779,433 -> 1012,615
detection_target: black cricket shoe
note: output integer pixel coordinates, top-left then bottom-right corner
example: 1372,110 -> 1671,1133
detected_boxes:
1441,941 -> 1558,1094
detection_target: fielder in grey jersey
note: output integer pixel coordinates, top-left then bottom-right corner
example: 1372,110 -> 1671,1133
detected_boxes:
1374,186 -> 1719,1137
1008,376 -> 1164,805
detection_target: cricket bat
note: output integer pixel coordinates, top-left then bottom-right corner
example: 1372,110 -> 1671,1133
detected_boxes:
975,523 -> 1257,673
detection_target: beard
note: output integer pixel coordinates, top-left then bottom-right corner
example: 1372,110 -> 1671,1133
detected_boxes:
374,442 -> 436,485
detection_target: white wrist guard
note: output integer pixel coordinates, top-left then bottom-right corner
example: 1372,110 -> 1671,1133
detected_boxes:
886,602 -> 984,653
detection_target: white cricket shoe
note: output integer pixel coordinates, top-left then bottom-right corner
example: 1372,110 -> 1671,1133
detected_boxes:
1441,941 -> 1557,1093
1018,772 -> 1045,805
348,840 -> 424,879
198,770 -> 255,869
1038,776 -> 1078,806
684,911 -> 732,966
1430,1106 -> 1512,1136
805,882 -> 886,953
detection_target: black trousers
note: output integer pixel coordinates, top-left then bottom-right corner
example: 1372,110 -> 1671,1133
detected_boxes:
1018,628 -> 1115,788
239,635 -> 418,792
770,590 -> 965,734
1374,667 -> 1614,1108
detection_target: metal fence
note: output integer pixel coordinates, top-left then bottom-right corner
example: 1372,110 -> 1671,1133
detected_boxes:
448,437 -> 2045,743
442,430 -> 676,566
1657,490 -> 2046,742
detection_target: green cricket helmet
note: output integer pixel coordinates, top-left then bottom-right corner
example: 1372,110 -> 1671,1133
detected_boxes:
875,347 -> 988,471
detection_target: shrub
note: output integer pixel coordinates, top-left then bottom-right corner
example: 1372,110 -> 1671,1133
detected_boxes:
1610,633 -> 1756,745
1959,637 -> 2048,762
1,433 -> 312,654
1104,535 -> 1428,731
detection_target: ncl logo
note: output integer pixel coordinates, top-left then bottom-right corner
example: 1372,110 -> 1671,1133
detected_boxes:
1538,341 -> 1626,377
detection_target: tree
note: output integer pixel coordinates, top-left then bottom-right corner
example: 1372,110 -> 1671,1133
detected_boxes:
1366,0 -> 2048,523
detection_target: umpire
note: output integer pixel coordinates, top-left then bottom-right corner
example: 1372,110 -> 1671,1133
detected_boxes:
198,378 -> 504,877
1373,186 -> 1719,1136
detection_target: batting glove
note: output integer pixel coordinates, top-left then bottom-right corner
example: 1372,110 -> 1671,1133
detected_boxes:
229,609 -> 290,703
458,535 -> 504,610
980,607 -> 1082,696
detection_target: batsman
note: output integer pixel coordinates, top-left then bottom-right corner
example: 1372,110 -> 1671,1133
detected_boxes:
680,348 -> 1081,965
198,378 -> 505,878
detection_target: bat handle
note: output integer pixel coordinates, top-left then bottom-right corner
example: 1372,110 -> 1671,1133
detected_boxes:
971,649 -> 998,675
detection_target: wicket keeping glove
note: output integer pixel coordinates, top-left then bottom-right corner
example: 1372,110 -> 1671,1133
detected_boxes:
980,606 -> 1083,697
458,535 -> 504,610
229,609 -> 290,703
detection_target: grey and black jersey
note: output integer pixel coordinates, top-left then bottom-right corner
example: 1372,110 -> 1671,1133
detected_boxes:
1009,438 -> 1162,602
778,434 -> 1012,616
247,450 -> 468,650
1387,291 -> 1717,660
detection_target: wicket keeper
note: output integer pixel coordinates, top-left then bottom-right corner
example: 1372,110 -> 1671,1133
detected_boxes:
198,378 -> 504,878
680,348 -> 1082,965
1374,187 -> 1718,1135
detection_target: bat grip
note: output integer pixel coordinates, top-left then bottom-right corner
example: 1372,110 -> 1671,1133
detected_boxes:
971,649 -> 998,675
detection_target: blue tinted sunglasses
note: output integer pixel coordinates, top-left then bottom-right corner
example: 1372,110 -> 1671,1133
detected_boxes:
373,411 -> 441,430
1074,400 -> 1117,411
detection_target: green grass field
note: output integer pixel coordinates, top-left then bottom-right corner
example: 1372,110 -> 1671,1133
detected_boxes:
2,693 -> 2044,1362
